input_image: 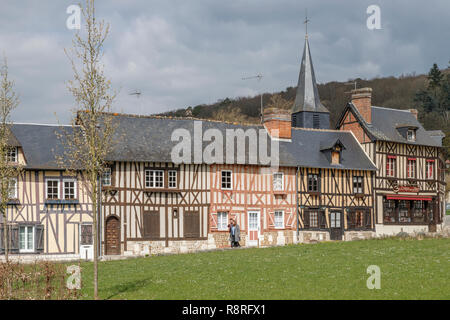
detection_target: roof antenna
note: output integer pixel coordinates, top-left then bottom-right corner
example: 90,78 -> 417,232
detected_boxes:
344,80 -> 358,93
242,74 -> 264,122
129,89 -> 142,98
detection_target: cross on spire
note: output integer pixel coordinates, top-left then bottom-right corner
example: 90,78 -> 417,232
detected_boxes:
304,9 -> 310,39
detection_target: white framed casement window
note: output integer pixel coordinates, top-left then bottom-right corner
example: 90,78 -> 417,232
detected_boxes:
145,169 -> 164,188
102,167 -> 112,186
274,211 -> 284,229
217,212 -> 228,231
407,159 -> 416,178
63,179 -> 77,200
6,147 -> 17,163
168,170 -> 177,188
407,129 -> 416,142
221,170 -> 232,190
273,172 -> 284,191
19,225 -> 34,253
353,176 -> 363,194
8,177 -> 17,199
426,160 -> 434,179
46,179 -> 60,199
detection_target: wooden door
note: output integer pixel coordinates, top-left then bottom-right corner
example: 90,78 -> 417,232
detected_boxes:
184,211 -> 200,238
248,211 -> 260,246
105,216 -> 120,255
330,211 -> 342,240
143,211 -> 160,238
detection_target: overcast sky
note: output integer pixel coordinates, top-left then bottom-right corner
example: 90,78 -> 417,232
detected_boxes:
1,0 -> 449,124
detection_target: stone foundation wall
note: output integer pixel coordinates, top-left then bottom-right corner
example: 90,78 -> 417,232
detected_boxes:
0,254 -> 82,264
298,231 -> 330,243
375,224 -> 429,236
259,230 -> 296,246
344,231 -> 375,241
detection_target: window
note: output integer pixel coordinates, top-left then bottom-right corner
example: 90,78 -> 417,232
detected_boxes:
221,170 -> 232,190
217,212 -> 228,231
63,179 -> 76,200
19,226 -> 34,253
347,210 -> 371,229
309,211 -> 318,228
274,211 -> 284,229
102,167 -> 111,186
8,178 -> 17,199
407,159 -> 416,178
386,156 -> 396,177
383,200 -> 396,223
168,170 -> 177,188
6,147 -> 17,162
426,160 -> 434,179
80,224 -> 93,245
353,176 -> 363,194
331,151 -> 340,165
307,174 -> 319,192
273,172 -> 284,191
407,129 -> 416,142
398,200 -> 410,223
46,179 -> 59,199
145,170 -> 164,188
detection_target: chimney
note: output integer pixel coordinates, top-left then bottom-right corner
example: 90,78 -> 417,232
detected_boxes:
263,108 -> 291,140
409,109 -> 418,120
351,87 -> 372,124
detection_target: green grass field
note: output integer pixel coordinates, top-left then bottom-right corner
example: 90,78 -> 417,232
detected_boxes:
77,238 -> 450,300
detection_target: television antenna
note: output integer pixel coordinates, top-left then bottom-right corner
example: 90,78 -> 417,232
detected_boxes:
344,80 -> 358,93
129,89 -> 142,98
242,73 -> 264,122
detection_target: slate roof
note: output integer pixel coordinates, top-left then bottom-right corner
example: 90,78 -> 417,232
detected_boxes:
106,114 -> 376,171
338,103 -> 442,147
292,38 -> 329,114
10,124 -> 77,170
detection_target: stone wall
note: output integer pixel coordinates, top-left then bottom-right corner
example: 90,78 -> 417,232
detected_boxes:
259,230 -> 296,246
375,224 -> 429,236
298,231 -> 330,243
344,231 -> 375,241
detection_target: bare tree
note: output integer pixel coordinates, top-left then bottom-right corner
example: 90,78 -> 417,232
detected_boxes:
0,56 -> 22,262
61,0 -> 116,299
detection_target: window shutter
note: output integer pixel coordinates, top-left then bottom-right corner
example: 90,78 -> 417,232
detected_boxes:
365,211 -> 372,228
143,212 -> 159,238
9,225 -> 19,253
184,211 -> 200,238
319,211 -> 326,229
303,211 -> 310,228
35,224 -> 44,253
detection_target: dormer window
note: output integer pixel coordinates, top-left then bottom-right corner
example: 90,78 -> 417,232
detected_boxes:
407,129 -> 416,142
331,151 -> 340,165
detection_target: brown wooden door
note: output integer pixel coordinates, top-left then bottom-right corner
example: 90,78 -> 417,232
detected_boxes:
330,211 -> 342,240
184,211 -> 200,238
105,216 -> 120,255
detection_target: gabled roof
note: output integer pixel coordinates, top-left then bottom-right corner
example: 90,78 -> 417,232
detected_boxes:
337,103 -> 441,147
10,124 -> 78,170
319,138 -> 345,152
106,114 -> 376,171
292,38 -> 329,114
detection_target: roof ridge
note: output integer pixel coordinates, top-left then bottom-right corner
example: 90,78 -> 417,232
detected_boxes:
12,122 -> 75,127
371,106 -> 411,113
101,111 -> 262,127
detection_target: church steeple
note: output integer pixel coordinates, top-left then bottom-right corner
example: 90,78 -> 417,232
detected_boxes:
291,15 -> 330,129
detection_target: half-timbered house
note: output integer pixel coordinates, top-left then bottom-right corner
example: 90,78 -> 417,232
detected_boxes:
336,88 -> 446,235
0,124 -> 93,260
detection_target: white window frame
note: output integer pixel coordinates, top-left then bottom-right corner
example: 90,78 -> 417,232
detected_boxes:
221,170 -> 232,190
353,176 -> 363,194
19,225 -> 35,253
46,179 -> 60,200
407,159 -> 416,178
407,129 -> 416,142
217,212 -> 228,231
273,172 -> 284,191
63,178 -> 77,200
102,167 -> 112,186
145,169 -> 164,188
168,170 -> 177,188
426,161 -> 434,179
386,157 -> 396,177
6,147 -> 17,163
8,177 -> 17,199
274,211 -> 284,229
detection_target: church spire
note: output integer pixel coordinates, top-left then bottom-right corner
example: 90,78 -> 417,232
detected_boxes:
291,37 -> 328,114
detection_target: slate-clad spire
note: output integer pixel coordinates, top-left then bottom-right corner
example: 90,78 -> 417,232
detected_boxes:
292,37 -> 329,114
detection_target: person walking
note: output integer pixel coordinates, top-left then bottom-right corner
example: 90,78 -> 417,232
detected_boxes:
229,219 -> 241,247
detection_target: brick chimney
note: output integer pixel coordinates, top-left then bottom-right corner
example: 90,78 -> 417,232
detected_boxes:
409,109 -> 418,119
263,108 -> 291,140
351,88 -> 372,124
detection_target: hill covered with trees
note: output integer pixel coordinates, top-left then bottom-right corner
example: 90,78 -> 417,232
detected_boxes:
158,63 -> 450,157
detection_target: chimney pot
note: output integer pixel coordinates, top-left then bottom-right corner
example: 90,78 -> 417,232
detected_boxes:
351,87 -> 372,124
409,109 -> 418,120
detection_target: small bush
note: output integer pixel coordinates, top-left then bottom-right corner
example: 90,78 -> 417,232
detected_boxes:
0,261 -> 81,300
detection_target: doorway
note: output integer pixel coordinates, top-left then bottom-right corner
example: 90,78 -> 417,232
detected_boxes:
330,211 -> 342,240
105,216 -> 121,255
247,211 -> 260,246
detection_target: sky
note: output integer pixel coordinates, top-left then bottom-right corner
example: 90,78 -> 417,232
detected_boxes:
1,0 -> 449,124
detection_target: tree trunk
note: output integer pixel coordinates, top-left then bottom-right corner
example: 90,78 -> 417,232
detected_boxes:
92,172 -> 98,300
2,211 -> 8,262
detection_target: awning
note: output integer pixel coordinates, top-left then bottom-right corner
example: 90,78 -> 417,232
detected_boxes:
386,195 -> 433,201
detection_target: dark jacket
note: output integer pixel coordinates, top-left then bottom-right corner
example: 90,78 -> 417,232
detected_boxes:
229,224 -> 240,242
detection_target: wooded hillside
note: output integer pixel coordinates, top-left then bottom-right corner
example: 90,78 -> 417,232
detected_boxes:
158,65 -> 450,157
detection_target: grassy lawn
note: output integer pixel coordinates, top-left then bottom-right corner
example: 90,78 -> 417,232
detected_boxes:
77,238 -> 450,300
